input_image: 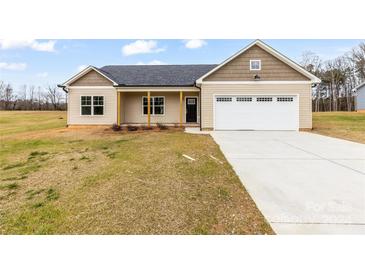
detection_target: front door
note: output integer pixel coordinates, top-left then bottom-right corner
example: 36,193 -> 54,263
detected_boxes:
186,97 -> 197,123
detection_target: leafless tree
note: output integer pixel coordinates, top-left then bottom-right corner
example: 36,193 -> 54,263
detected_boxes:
46,85 -> 63,110
351,42 -> 365,82
28,85 -> 35,110
1,84 -> 17,110
37,86 -> 43,110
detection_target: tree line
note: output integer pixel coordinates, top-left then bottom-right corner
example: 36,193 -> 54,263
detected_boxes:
0,82 -> 66,110
300,42 -> 365,112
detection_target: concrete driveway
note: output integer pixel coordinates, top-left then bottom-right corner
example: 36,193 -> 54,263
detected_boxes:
210,131 -> 365,234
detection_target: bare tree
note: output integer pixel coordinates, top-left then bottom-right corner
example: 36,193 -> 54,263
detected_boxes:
300,51 -> 323,112
29,85 -> 35,110
37,86 -> 43,110
1,84 -> 17,110
300,51 -> 322,74
351,42 -> 365,82
46,85 -> 63,110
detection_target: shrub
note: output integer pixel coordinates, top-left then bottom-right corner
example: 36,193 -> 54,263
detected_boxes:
111,124 -> 122,131
127,125 -> 138,131
157,123 -> 168,130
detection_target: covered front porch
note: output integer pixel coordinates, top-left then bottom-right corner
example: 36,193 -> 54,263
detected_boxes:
116,87 -> 200,127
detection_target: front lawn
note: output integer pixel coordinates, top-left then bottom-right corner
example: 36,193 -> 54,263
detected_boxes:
312,112 -> 365,144
0,111 -> 273,234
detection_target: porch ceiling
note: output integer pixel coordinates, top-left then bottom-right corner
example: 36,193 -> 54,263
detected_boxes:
116,86 -> 200,92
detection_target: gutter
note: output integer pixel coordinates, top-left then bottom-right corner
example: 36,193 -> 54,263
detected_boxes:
57,84 -> 68,93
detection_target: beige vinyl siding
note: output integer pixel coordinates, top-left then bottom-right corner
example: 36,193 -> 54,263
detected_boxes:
70,70 -> 114,86
205,45 -> 310,81
200,83 -> 312,129
120,92 -> 199,124
68,87 -> 117,125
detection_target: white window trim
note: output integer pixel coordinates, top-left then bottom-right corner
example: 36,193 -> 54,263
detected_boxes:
141,96 -> 166,116
80,95 -> 105,116
250,59 -> 261,71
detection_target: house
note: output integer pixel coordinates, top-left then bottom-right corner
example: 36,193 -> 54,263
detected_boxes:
354,82 -> 365,112
59,40 -> 321,131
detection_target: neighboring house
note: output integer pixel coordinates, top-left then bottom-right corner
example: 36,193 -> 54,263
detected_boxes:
59,40 -> 321,131
354,82 -> 365,112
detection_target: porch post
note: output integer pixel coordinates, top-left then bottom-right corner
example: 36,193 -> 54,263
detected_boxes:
147,91 -> 151,127
117,92 -> 121,125
179,91 -> 183,127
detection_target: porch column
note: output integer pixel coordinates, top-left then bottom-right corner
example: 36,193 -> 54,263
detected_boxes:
147,91 -> 151,127
179,91 -> 183,127
117,92 -> 121,125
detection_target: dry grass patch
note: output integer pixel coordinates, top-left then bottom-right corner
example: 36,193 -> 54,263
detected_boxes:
0,111 -> 273,234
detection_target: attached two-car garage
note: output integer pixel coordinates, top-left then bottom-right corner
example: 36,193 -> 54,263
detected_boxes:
214,95 -> 299,130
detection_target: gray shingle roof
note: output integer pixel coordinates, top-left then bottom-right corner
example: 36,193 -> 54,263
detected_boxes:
98,64 -> 217,86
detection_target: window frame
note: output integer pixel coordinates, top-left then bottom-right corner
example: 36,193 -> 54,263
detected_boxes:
80,95 -> 105,116
141,96 -> 165,116
250,59 -> 261,71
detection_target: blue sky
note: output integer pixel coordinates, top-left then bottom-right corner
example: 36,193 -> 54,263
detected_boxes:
0,39 -> 364,90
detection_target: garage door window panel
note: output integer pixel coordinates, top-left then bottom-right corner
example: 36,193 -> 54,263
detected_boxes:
277,97 -> 294,102
236,97 -> 252,102
216,97 -> 232,102
257,97 -> 273,102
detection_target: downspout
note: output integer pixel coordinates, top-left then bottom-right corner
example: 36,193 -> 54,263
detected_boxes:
57,84 -> 69,127
194,82 -> 202,131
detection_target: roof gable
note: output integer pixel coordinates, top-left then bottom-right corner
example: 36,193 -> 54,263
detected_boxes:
204,45 -> 310,81
62,66 -> 117,86
196,40 -> 321,84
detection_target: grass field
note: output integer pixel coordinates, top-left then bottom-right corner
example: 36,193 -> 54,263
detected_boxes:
312,112 -> 365,144
0,111 -> 273,234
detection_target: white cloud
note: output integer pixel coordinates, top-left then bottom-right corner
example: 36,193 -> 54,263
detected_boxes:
135,60 -> 166,65
0,39 -> 56,52
184,39 -> 207,49
36,72 -> 48,78
0,62 -> 27,71
77,64 -> 88,72
122,40 -> 165,56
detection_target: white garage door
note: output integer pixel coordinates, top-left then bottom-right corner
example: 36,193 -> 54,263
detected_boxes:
214,95 -> 299,130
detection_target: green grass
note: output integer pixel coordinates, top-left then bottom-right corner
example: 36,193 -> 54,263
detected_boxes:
0,111 -> 66,136
0,111 -> 273,235
313,112 -> 365,144
0,183 -> 19,190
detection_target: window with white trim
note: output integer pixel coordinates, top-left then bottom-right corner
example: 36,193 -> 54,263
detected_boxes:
142,96 -> 165,115
93,96 -> 104,115
250,60 -> 261,71
81,96 -> 104,115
